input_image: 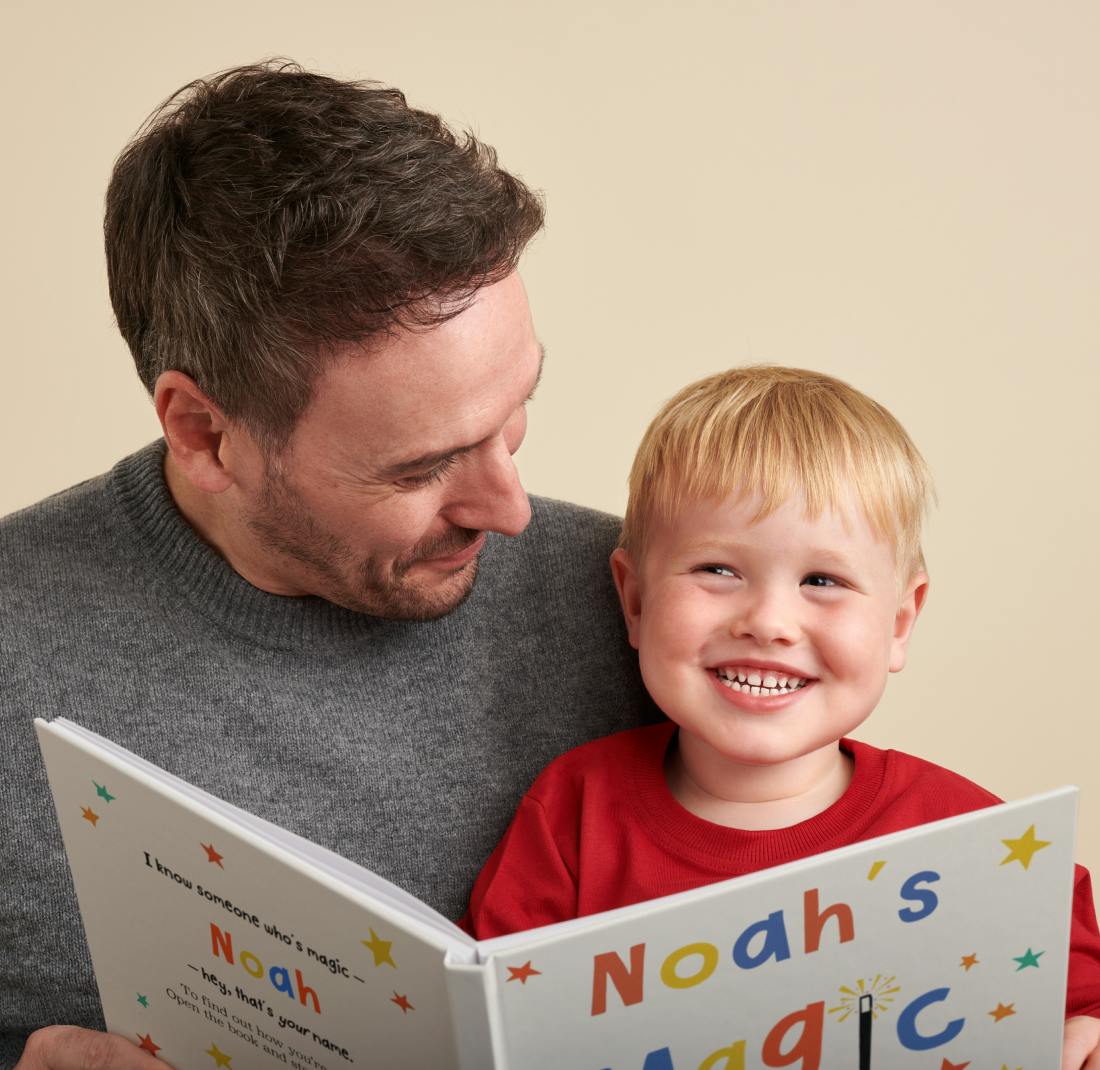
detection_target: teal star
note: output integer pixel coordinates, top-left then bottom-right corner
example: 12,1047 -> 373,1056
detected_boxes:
137,994 -> 149,1008
1013,947 -> 1044,970
93,781 -> 116,803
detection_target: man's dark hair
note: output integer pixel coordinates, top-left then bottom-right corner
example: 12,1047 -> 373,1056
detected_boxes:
105,59 -> 545,448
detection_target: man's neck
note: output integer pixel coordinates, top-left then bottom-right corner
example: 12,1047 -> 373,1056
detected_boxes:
162,450 -> 301,597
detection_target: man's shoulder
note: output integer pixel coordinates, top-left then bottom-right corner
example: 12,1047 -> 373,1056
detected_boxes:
0,448 -> 160,648
0,466 -> 122,577
475,494 -> 623,616
528,723 -> 672,797
526,494 -> 622,554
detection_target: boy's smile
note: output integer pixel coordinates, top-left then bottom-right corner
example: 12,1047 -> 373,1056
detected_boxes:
712,661 -> 813,706
612,491 -> 927,822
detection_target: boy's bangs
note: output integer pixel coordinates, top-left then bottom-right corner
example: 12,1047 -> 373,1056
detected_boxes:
621,367 -> 932,581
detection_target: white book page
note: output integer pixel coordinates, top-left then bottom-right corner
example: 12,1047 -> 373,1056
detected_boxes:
50,718 -> 476,956
37,717 -> 484,1070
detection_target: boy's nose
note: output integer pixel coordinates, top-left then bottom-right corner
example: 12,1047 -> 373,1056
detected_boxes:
728,592 -> 800,646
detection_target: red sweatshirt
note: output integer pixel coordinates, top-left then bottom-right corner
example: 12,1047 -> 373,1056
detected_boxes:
465,722 -> 1100,1019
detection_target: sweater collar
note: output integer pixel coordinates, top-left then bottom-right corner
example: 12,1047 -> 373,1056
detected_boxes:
631,722 -> 889,870
109,440 -> 491,649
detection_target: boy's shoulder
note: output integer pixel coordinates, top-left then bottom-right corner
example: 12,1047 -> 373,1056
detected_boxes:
846,737 -> 1004,824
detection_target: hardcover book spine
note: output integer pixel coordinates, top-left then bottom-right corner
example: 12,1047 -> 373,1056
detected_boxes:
444,951 -> 505,1070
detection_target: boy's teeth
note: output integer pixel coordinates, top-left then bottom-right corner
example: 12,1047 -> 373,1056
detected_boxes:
716,668 -> 808,695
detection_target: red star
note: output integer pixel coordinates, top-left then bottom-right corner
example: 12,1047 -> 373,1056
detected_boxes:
941,1059 -> 971,1069
81,807 -> 100,827
137,1032 -> 161,1056
201,843 -> 225,868
391,992 -> 414,1014
506,961 -> 542,984
960,953 -> 979,971
989,1002 -> 1016,1023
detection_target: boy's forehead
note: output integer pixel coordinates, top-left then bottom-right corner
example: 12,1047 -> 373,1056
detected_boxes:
644,490 -> 894,567
659,488 -> 857,535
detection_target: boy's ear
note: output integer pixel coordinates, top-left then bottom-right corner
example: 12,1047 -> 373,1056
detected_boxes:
610,548 -> 643,650
889,571 -> 930,673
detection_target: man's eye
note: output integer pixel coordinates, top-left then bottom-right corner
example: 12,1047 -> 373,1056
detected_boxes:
397,455 -> 458,489
802,573 -> 838,588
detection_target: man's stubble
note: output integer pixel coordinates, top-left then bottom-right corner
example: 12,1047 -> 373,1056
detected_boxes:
245,465 -> 481,621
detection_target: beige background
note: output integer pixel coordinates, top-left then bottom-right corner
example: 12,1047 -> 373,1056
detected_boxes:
4,2 -> 1097,880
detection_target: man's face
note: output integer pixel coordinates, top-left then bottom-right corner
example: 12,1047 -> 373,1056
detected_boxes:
615,490 -> 925,776
236,272 -> 541,620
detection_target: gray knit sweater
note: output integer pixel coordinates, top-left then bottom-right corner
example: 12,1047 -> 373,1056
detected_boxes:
0,442 -> 654,1066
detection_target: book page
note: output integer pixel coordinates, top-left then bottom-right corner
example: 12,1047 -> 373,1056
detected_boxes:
477,789 -> 1077,1069
37,719 -> 477,1070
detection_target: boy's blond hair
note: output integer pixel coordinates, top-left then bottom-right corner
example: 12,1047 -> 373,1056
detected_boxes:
620,365 -> 933,582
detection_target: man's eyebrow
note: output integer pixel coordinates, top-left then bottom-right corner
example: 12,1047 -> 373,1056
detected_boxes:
382,343 -> 546,478
383,442 -> 479,478
528,343 -> 546,399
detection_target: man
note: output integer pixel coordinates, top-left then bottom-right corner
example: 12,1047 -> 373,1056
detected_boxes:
1,61 -> 652,1068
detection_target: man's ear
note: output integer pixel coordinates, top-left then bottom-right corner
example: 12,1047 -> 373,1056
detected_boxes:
889,571 -> 930,673
154,371 -> 237,494
610,548 -> 643,650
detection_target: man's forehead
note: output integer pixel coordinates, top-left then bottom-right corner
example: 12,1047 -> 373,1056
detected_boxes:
291,332 -> 544,473
380,344 -> 545,475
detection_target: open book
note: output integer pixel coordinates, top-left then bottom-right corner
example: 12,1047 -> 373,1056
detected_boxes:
37,717 -> 1076,1070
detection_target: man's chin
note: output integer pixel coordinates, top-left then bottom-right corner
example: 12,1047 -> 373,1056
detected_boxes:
345,557 -> 480,621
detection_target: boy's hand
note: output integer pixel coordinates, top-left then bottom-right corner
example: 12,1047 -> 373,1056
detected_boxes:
1063,1015 -> 1100,1069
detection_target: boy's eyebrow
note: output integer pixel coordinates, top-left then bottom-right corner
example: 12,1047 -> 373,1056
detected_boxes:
803,547 -> 860,571
381,344 -> 545,477
683,540 -> 860,571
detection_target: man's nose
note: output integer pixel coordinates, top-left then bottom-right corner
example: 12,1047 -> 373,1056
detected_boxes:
729,586 -> 800,645
446,436 -> 531,537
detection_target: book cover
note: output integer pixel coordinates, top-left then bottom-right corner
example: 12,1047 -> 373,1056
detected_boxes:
37,718 -> 1077,1069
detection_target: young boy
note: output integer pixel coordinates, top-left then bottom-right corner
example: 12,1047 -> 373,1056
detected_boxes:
464,365 -> 1100,1065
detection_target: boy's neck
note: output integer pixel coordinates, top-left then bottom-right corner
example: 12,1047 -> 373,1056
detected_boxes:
666,735 -> 854,831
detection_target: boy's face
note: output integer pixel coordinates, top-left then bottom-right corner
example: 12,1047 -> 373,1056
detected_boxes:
612,491 -> 927,774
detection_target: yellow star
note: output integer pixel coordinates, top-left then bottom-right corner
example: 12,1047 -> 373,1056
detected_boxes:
362,927 -> 396,968
206,1042 -> 233,1067
988,1002 -> 1016,1023
960,953 -> 979,971
1000,825 -> 1052,870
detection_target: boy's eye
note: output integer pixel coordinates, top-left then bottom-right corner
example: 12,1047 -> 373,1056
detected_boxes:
802,573 -> 838,588
698,564 -> 737,577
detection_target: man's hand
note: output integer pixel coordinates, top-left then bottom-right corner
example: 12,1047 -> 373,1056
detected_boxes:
16,1026 -> 166,1070
1063,1015 -> 1100,1070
